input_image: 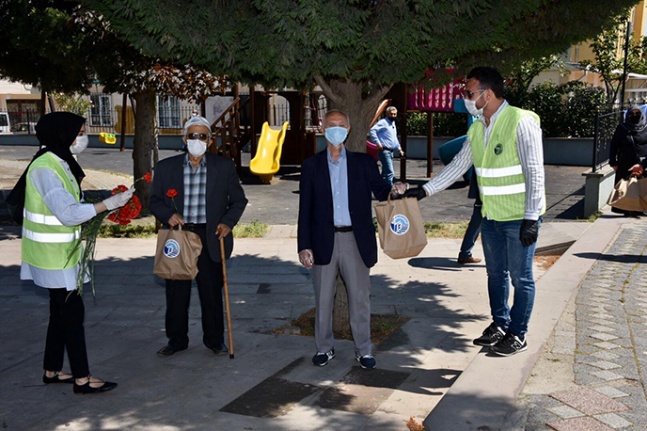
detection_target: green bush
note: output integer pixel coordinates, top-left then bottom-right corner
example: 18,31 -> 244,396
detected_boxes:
521,81 -> 606,137
406,112 -> 468,137
564,82 -> 606,137
405,81 -> 606,138
523,82 -> 568,137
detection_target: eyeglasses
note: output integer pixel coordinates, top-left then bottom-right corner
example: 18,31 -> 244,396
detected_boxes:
187,132 -> 210,140
465,89 -> 485,99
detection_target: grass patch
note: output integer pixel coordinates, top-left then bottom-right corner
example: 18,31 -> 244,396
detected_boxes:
233,220 -> 269,238
273,307 -> 410,345
373,217 -> 469,239
423,221 -> 468,238
93,216 -> 269,239
96,223 -> 157,238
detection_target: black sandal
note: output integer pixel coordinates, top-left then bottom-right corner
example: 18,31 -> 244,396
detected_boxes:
73,376 -> 118,394
43,371 -> 74,384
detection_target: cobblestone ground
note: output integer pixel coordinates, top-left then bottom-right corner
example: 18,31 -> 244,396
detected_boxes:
504,224 -> 647,431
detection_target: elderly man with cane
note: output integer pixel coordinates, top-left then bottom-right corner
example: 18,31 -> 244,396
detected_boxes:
150,115 -> 247,358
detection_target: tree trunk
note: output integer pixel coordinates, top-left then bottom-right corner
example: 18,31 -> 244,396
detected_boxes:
315,76 -> 392,153
132,89 -> 157,213
314,77 -> 392,333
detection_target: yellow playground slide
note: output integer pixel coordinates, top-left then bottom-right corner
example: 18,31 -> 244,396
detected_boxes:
250,121 -> 289,183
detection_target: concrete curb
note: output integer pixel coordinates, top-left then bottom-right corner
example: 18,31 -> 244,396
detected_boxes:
423,211 -> 626,430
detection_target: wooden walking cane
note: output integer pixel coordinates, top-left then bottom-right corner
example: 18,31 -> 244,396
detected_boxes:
219,235 -> 235,359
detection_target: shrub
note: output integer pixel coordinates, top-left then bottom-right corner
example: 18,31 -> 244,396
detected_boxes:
406,112 -> 468,137
405,81 -> 606,138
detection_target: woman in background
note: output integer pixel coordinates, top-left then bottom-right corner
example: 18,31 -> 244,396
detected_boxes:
609,104 -> 647,217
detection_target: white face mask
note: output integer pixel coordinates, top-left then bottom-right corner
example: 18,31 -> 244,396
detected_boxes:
464,91 -> 487,117
70,135 -> 89,154
187,139 -> 207,157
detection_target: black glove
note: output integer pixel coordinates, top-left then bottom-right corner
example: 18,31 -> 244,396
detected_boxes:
519,219 -> 539,247
404,186 -> 427,200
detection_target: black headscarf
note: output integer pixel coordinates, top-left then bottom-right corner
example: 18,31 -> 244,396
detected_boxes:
624,104 -> 647,133
6,112 -> 86,224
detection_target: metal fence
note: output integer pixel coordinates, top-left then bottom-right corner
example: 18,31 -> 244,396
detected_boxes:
592,110 -> 623,172
2,93 -> 330,136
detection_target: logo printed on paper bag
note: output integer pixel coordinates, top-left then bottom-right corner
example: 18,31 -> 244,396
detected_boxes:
390,214 -> 410,236
164,239 -> 181,258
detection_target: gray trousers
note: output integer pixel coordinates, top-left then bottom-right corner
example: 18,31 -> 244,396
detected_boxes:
312,231 -> 372,356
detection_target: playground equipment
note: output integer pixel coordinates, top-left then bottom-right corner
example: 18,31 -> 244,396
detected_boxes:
250,121 -> 289,183
99,132 -> 117,144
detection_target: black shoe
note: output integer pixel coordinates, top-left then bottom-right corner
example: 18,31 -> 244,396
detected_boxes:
73,379 -> 118,394
207,343 -> 228,355
312,349 -> 335,366
473,322 -> 506,346
43,372 -> 74,384
490,332 -> 527,356
156,345 -> 187,357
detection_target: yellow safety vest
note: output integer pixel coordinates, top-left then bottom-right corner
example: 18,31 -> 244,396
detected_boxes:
468,106 -> 545,221
22,152 -> 82,269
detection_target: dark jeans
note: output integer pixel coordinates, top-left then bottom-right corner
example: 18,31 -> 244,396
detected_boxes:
458,201 -> 482,259
43,288 -> 90,378
481,217 -> 541,336
164,226 -> 225,349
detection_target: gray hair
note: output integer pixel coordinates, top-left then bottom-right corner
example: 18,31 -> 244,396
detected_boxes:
385,106 -> 397,114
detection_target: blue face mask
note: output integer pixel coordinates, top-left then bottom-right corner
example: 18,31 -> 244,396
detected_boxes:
324,126 -> 348,146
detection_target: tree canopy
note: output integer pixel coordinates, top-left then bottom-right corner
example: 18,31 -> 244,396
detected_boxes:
78,0 -> 639,85
77,0 -> 640,150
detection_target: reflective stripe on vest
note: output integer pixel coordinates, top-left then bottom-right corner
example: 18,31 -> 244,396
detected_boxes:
22,227 -> 80,243
475,165 -> 523,178
23,208 -> 64,226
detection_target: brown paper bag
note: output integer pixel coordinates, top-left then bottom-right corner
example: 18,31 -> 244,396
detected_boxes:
374,196 -> 427,259
608,176 -> 647,212
153,226 -> 203,280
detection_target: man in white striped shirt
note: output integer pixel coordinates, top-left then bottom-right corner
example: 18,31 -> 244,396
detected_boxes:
405,67 -> 545,357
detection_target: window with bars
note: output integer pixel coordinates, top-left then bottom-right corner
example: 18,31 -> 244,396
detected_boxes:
89,94 -> 113,126
158,96 -> 181,128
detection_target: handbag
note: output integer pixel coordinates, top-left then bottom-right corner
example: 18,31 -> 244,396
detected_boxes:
153,226 -> 203,280
608,175 -> 647,212
374,196 -> 428,259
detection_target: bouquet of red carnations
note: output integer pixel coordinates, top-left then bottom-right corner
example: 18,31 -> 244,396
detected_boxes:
73,172 -> 152,295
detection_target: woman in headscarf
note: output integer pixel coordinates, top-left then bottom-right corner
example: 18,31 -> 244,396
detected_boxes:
609,104 -> 647,216
17,112 -> 133,394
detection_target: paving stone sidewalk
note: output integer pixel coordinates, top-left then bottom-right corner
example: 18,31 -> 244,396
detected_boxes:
503,223 -> 647,431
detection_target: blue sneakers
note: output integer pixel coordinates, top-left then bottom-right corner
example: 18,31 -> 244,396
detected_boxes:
312,349 -> 335,366
355,354 -> 376,369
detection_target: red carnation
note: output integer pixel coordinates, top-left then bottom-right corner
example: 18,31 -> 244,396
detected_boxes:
112,184 -> 128,195
166,188 -> 178,198
142,172 -> 152,183
107,195 -> 142,226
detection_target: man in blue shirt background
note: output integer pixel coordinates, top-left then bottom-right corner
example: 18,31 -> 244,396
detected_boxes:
369,106 -> 404,185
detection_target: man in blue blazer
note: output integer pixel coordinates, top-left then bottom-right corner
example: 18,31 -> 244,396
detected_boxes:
150,116 -> 247,357
298,109 -> 395,369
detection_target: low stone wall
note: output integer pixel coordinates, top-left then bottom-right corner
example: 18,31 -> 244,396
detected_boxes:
402,136 -> 594,166
1,134 -> 596,167
581,165 -> 616,218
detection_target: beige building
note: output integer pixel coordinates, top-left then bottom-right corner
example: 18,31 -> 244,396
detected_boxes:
535,1 -> 647,106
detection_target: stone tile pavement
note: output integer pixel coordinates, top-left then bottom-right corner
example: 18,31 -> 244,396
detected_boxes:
502,222 -> 647,431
